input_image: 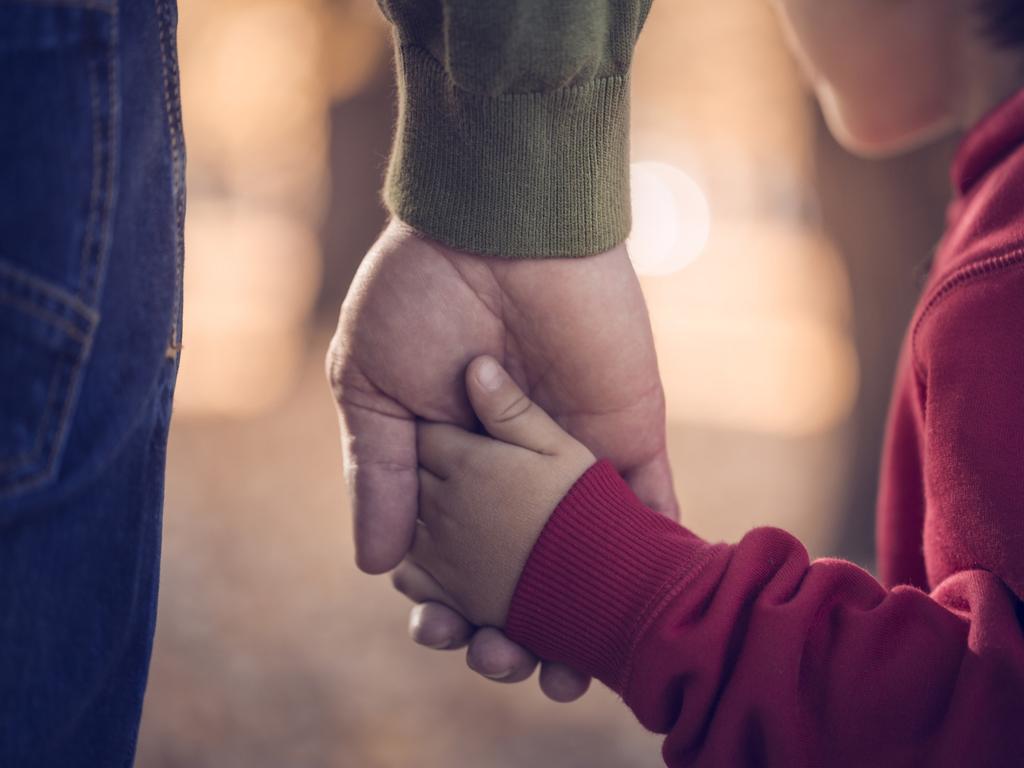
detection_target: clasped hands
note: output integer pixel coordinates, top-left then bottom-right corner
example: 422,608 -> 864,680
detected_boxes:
392,355 -> 595,635
328,222 -> 676,701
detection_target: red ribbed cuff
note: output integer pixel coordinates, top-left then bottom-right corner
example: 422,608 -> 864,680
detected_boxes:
506,460 -> 715,692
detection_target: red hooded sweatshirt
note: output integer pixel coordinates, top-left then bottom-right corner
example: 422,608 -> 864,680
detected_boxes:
506,90 -> 1024,767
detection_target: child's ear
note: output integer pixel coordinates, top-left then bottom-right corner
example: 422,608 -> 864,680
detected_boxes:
464,356 -> 571,455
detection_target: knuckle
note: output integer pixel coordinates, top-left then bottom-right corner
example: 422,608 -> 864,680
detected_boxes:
324,333 -> 350,389
361,458 -> 414,474
326,359 -> 357,403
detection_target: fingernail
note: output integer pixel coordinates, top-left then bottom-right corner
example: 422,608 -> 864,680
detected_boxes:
475,357 -> 504,392
424,639 -> 451,650
482,668 -> 513,680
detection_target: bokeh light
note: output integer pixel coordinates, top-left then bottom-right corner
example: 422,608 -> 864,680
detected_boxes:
174,200 -> 321,415
627,161 -> 711,276
642,218 -> 858,436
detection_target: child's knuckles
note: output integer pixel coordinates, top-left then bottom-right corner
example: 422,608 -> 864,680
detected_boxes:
491,391 -> 534,425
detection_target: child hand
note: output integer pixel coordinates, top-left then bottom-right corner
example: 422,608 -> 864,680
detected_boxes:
396,355 -> 596,629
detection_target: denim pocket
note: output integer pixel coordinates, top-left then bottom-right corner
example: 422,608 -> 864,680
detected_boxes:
0,3 -> 116,498
0,264 -> 96,497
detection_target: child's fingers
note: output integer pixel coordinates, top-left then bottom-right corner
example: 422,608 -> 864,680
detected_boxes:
416,421 -> 489,480
409,519 -> 447,582
466,627 -> 539,683
391,558 -> 453,606
395,541 -> 475,652
408,602 -> 473,650
539,661 -> 591,702
464,356 -> 569,455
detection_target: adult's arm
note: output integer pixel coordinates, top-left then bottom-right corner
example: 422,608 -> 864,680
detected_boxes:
378,0 -> 652,257
330,1 -> 668,698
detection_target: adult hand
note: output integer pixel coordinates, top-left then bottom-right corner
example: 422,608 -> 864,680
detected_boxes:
327,220 -> 677,701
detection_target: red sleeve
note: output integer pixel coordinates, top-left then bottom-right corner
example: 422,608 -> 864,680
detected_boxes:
505,460 -> 1024,767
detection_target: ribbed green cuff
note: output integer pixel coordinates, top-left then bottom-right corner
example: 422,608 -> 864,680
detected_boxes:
384,44 -> 632,258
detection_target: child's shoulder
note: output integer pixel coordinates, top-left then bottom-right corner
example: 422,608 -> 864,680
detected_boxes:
912,248 -> 1024,379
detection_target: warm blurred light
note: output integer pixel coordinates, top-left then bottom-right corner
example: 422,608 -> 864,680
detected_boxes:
628,161 -> 711,276
175,201 -> 321,416
173,0 -> 356,418
321,1 -> 389,101
642,219 -> 858,436
632,1 -> 811,177
655,314 -> 859,435
180,0 -> 329,218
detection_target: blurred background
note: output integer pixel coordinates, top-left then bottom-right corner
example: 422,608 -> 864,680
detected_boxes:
136,1 -> 957,766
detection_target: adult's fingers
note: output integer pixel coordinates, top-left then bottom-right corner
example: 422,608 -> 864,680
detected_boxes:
464,356 -> 569,455
466,628 -> 538,683
335,397 -> 418,574
408,603 -> 473,650
622,449 -> 679,520
539,662 -> 591,703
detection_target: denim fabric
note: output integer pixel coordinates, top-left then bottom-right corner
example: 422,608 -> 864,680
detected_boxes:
0,1 -> 184,765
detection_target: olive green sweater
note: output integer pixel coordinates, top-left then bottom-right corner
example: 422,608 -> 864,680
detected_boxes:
378,0 -> 652,257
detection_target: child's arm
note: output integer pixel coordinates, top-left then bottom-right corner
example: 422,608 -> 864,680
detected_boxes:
401,355 -> 1024,767
508,462 -> 1024,767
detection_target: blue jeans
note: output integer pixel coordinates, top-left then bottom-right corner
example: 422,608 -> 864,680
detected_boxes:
0,1 -> 183,765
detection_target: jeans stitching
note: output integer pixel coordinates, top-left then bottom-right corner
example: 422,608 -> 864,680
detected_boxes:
0,367 -> 79,495
0,301 -> 89,491
0,261 -> 96,321
0,3 -> 115,497
78,1 -> 117,306
0,266 -> 94,482
40,0 -> 118,483
153,0 -> 184,352
0,294 -> 90,341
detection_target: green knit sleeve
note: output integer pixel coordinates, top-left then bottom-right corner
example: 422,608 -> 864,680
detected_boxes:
377,0 -> 652,258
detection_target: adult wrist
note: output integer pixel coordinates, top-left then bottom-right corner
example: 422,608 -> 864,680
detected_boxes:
384,45 -> 633,259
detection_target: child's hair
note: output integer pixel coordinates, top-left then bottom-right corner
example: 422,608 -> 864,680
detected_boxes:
977,0 -> 1024,47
